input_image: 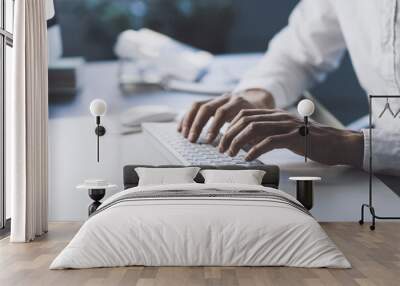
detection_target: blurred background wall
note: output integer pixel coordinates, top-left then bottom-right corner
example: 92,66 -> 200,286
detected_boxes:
54,0 -> 368,125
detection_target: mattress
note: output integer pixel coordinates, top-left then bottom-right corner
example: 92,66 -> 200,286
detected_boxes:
50,183 -> 350,269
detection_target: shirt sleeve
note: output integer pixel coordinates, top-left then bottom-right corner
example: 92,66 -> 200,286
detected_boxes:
361,129 -> 400,176
234,0 -> 347,108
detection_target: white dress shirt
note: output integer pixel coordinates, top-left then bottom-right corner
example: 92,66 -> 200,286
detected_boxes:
235,0 -> 400,175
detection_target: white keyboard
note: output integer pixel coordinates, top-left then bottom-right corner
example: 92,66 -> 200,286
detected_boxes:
142,123 -> 262,166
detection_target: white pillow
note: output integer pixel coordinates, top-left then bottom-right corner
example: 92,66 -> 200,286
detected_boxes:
200,169 -> 266,185
135,167 -> 200,186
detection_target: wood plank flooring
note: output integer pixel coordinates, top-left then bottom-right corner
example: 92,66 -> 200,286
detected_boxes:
0,222 -> 399,286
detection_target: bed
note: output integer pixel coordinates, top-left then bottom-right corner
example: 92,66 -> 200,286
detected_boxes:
50,165 -> 350,269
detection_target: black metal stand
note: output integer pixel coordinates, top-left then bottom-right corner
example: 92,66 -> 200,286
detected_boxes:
359,203 -> 400,231
88,188 -> 105,216
359,95 -> 400,230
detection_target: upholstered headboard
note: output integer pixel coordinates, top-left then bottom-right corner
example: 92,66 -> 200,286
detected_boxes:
123,165 -> 280,189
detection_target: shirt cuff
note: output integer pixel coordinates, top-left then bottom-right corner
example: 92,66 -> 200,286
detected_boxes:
361,129 -> 370,172
233,79 -> 295,109
361,128 -> 400,175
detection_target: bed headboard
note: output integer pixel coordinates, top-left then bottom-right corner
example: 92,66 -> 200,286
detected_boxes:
123,165 -> 280,189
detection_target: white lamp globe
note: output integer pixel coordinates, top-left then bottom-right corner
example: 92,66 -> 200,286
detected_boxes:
297,99 -> 315,117
89,99 -> 107,117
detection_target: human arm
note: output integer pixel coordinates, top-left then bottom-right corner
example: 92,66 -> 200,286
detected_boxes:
362,129 -> 400,176
234,0 -> 347,108
179,0 -> 347,142
219,109 -> 364,167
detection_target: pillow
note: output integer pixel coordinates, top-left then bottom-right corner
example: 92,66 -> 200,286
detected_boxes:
200,169 -> 266,185
135,167 -> 200,186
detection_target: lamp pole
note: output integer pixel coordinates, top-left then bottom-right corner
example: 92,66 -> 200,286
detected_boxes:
90,99 -> 107,163
304,116 -> 308,162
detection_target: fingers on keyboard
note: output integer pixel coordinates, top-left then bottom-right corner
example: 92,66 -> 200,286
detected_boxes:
146,124 -> 262,166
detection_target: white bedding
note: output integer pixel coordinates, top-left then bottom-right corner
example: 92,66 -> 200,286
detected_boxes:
50,183 -> 350,269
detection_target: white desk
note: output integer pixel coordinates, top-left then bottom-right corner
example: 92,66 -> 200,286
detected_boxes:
49,56 -> 400,222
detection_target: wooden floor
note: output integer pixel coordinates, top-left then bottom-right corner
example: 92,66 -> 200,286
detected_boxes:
0,222 -> 399,286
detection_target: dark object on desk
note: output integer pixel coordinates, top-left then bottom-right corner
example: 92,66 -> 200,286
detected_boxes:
48,57 -> 84,99
123,165 -> 280,189
359,95 -> 400,231
88,189 -> 106,216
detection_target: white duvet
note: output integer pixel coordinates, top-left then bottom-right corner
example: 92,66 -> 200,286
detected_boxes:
50,183 -> 350,269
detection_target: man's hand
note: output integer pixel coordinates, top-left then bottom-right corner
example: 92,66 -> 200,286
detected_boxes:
178,89 -> 275,143
219,109 -> 364,167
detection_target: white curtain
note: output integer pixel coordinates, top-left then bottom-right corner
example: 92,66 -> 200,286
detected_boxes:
8,0 -> 52,242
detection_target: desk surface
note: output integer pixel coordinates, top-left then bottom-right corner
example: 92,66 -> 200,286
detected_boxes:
49,57 -> 400,222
